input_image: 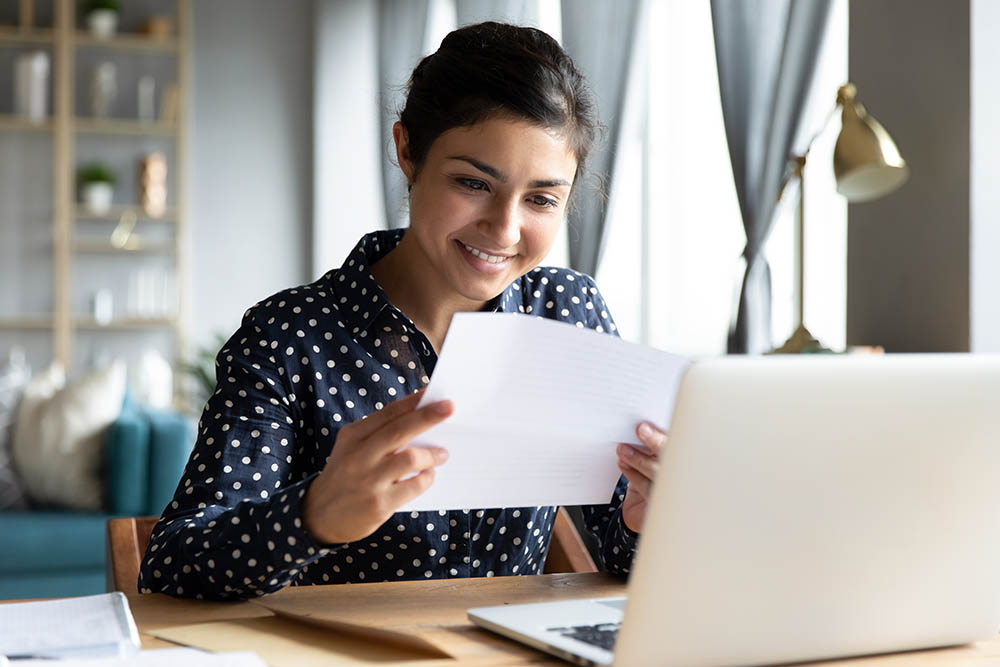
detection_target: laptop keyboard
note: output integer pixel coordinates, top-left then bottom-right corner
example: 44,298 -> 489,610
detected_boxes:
547,622 -> 620,651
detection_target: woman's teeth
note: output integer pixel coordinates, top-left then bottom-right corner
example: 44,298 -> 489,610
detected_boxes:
464,244 -> 510,264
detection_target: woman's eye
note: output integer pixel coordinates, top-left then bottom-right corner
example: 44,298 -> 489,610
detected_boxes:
457,178 -> 489,192
529,195 -> 558,208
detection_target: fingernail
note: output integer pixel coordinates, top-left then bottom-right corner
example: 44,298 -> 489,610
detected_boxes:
434,401 -> 453,416
619,443 -> 634,457
638,423 -> 653,439
435,448 -> 449,463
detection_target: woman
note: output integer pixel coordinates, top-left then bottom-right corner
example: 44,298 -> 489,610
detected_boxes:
139,22 -> 666,601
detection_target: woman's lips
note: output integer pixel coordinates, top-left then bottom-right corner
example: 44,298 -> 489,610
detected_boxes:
455,240 -> 514,274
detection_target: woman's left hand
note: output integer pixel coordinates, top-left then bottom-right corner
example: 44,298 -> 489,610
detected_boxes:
617,422 -> 667,533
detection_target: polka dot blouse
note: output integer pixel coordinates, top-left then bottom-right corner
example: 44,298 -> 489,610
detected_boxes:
139,229 -> 639,600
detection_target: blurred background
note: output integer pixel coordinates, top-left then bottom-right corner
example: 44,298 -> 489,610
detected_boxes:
2,0 -> 996,403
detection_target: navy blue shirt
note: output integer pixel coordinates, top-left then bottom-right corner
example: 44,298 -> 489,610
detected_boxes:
139,229 -> 638,600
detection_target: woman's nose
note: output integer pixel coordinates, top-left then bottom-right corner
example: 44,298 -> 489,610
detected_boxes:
479,198 -> 521,248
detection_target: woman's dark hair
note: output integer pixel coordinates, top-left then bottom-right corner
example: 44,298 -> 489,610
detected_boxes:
399,22 -> 598,191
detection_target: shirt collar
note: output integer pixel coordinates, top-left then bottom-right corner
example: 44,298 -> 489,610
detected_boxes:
328,229 -> 524,335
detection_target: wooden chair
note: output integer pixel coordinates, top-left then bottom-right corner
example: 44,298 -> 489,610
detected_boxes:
106,516 -> 159,594
545,507 -> 598,574
107,507 -> 597,593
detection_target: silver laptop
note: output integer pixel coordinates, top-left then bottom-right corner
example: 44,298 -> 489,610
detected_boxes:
469,354 -> 1000,666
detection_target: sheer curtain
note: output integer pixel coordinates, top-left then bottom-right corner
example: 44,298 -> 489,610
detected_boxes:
711,0 -> 833,354
560,0 -> 645,278
378,1 -> 431,230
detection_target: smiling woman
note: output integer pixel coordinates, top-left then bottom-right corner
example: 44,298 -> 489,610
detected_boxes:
138,21 -> 666,601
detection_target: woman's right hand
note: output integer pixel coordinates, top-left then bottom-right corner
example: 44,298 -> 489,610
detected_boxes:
301,390 -> 453,545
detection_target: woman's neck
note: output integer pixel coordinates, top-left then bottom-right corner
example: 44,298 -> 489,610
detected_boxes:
370,234 -> 487,353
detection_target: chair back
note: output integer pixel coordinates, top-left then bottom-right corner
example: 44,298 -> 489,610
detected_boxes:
545,507 -> 598,574
107,507 -> 596,592
106,516 -> 159,594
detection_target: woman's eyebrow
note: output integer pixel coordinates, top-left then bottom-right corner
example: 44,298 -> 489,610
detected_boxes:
447,155 -> 571,188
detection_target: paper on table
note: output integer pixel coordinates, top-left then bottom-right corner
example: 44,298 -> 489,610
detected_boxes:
0,592 -> 140,660
9,648 -> 268,667
403,312 -> 689,512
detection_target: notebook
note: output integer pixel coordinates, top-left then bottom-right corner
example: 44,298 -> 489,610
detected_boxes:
0,592 -> 140,660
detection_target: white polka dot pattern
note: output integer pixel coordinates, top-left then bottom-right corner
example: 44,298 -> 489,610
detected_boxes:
138,229 -> 637,600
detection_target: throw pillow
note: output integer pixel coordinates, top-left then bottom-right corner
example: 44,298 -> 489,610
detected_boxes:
12,360 -> 126,511
0,357 -> 33,509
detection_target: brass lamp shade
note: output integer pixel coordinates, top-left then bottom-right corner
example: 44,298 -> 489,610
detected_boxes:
833,83 -> 909,202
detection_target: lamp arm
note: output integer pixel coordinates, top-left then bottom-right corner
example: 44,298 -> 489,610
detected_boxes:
774,100 -> 842,204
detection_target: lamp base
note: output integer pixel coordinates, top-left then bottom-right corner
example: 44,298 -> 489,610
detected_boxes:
771,324 -> 831,354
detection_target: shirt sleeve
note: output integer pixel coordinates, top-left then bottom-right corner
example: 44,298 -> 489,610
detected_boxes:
138,306 -> 346,600
577,275 -> 639,576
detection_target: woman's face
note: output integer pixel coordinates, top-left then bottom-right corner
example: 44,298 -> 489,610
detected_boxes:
395,116 -> 578,304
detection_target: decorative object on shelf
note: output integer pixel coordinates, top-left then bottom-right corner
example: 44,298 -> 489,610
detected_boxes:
109,207 -> 140,249
89,61 -> 117,117
83,0 -> 121,40
139,152 -> 167,218
78,162 -> 116,215
128,268 -> 175,319
139,16 -> 173,40
772,82 -> 909,354
137,75 -> 156,123
13,50 -> 49,124
160,82 -> 180,125
91,288 -> 113,325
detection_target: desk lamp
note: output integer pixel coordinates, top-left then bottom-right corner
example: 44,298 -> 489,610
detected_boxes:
773,82 -> 909,354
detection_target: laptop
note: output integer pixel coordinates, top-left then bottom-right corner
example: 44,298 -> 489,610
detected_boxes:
468,354 -> 1000,666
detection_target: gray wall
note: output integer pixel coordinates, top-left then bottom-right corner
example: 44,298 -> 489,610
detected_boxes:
847,0 -> 970,352
188,0 -> 313,349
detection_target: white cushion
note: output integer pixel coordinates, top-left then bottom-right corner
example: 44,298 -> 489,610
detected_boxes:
12,361 -> 127,510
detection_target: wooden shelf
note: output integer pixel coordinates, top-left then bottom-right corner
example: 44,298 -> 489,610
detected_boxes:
74,32 -> 178,53
2,0 -> 190,383
75,316 -> 178,331
0,27 -> 54,46
0,316 -> 54,330
0,114 -> 53,133
74,239 -> 174,254
75,118 -> 177,136
75,204 -> 176,222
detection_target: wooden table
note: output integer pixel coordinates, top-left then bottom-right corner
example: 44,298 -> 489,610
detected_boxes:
117,573 -> 1000,665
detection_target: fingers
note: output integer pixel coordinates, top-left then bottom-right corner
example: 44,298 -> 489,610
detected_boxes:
387,467 -> 436,507
344,389 -> 425,441
379,446 -> 448,485
365,399 -> 454,458
619,461 -> 653,498
636,422 -> 668,456
618,442 -> 660,481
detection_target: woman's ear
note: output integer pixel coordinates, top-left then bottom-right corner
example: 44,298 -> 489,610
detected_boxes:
393,122 -> 416,185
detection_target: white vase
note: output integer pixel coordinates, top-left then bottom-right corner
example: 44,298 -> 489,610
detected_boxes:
87,10 -> 118,39
82,182 -> 113,215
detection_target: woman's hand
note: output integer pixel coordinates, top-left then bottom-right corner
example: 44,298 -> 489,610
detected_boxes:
302,390 -> 453,544
617,422 -> 667,534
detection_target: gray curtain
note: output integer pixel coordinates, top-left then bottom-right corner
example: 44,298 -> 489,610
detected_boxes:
378,0 -> 430,230
456,0 -> 541,26
561,0 -> 643,277
711,0 -> 833,354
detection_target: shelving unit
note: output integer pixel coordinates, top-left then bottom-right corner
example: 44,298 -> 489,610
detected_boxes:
0,0 -> 190,402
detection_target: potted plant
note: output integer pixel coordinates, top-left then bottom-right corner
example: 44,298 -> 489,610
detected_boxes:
78,162 -> 116,215
83,0 -> 121,39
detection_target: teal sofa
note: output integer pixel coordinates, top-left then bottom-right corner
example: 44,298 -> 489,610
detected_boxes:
0,400 -> 191,600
